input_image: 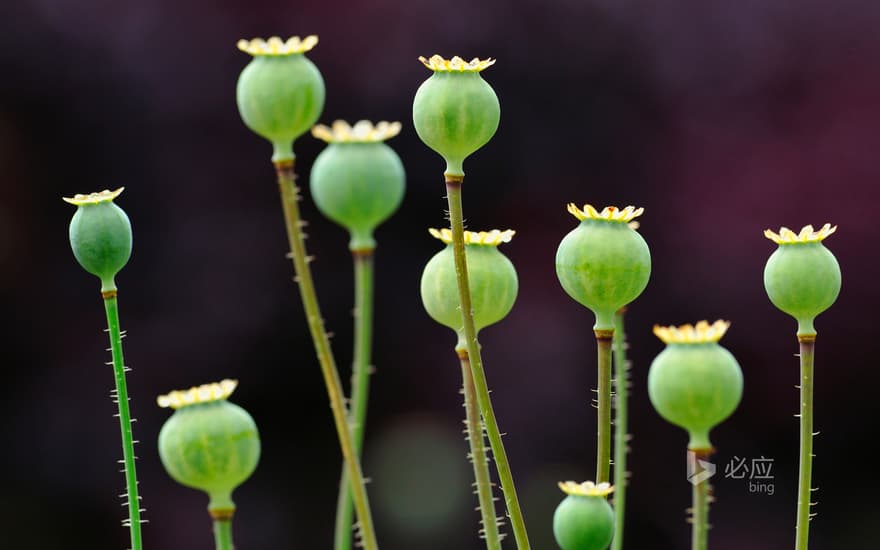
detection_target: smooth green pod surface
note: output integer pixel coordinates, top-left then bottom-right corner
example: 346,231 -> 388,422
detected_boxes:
236,54 -> 325,161
764,242 -> 840,336
67,192 -> 132,292
158,400 -> 260,512
421,239 -> 518,350
553,495 -> 615,550
648,343 -> 743,450
310,142 -> 405,251
556,220 -> 650,330
413,71 -> 500,176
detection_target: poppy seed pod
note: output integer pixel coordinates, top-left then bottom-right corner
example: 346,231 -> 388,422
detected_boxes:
412,55 -> 500,177
420,228 -> 518,351
157,380 -> 260,516
648,321 -> 743,451
555,204 -> 651,331
64,188 -> 132,293
553,481 -> 615,550
763,224 -> 841,337
309,120 -> 406,252
236,36 -> 325,162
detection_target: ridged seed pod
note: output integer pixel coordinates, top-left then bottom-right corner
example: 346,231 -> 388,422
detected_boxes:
420,228 -> 518,351
236,36 -> 325,162
64,188 -> 132,293
555,204 -> 651,330
157,380 -> 260,515
412,55 -> 500,177
309,120 -> 406,251
763,224 -> 841,336
648,321 -> 743,451
553,481 -> 615,550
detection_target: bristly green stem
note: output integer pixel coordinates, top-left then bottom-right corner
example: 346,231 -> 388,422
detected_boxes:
102,292 -> 143,550
274,160 -> 379,550
460,351 -> 503,550
612,310 -> 629,550
445,177 -> 531,550
334,252 -> 375,550
691,471 -> 709,550
595,330 -> 613,484
213,518 -> 233,550
796,337 -> 815,550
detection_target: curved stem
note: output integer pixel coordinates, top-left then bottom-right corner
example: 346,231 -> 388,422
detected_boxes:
691,474 -> 709,550
334,252 -> 375,550
274,161 -> 379,550
595,330 -> 613,484
795,338 -> 815,550
611,310 -> 629,550
445,178 -> 531,550
102,293 -> 143,550
213,518 -> 233,550
460,351 -> 503,550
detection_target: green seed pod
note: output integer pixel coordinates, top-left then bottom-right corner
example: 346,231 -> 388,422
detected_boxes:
64,188 -> 132,293
236,36 -> 325,162
412,55 -> 500,177
420,228 -> 518,351
763,224 -> 841,337
648,321 -> 743,451
309,120 -> 406,252
553,481 -> 615,550
157,380 -> 260,515
556,204 -> 651,331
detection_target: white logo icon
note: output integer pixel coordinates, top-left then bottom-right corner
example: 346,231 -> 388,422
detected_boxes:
687,450 -> 716,485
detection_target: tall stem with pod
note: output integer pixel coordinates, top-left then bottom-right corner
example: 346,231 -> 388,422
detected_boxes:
648,320 -> 744,550
309,120 -> 406,550
764,224 -> 841,550
420,227 -> 520,549
555,205 -> 650,484
64,188 -> 143,550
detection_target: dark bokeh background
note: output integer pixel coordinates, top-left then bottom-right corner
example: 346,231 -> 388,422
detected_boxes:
2,1 -> 878,548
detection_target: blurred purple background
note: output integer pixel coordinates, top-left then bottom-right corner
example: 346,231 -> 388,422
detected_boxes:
2,0 -> 878,548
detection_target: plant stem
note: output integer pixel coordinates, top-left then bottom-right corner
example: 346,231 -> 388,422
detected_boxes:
795,337 -> 815,550
460,351 -> 503,550
611,310 -> 629,550
274,160 -> 379,550
213,518 -> 233,550
445,177 -> 531,550
691,471 -> 709,550
102,292 -> 143,550
334,252 -> 375,550
595,330 -> 613,484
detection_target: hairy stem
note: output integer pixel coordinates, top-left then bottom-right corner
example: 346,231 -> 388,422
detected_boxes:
274,160 -> 378,550
334,252 -> 375,550
460,351 -> 503,550
446,178 -> 531,550
213,518 -> 233,550
795,337 -> 815,550
102,292 -> 143,550
595,330 -> 613,484
691,473 -> 709,550
612,310 -> 629,550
